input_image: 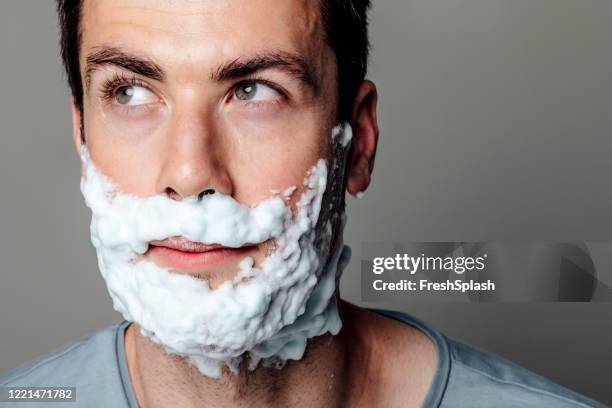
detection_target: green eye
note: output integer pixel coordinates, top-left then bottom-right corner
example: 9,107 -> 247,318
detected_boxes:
235,83 -> 258,100
116,87 -> 135,104
114,85 -> 156,106
233,82 -> 279,102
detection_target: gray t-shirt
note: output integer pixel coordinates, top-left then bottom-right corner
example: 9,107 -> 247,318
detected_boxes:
1,309 -> 607,407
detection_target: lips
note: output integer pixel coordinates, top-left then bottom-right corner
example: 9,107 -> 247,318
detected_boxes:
147,236 -> 255,273
151,237 -> 225,253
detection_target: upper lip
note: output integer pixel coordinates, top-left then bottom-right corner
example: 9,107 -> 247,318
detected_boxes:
149,237 -> 225,253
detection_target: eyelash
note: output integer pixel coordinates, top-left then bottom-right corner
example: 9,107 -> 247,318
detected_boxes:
229,78 -> 287,111
98,72 -> 288,107
99,72 -> 149,103
233,78 -> 287,98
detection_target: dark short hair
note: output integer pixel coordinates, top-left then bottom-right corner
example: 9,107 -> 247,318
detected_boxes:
55,0 -> 371,122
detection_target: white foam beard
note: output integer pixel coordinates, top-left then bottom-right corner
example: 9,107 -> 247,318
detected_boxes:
79,123 -> 353,378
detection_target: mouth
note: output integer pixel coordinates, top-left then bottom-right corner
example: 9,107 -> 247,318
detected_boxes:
147,236 -> 256,273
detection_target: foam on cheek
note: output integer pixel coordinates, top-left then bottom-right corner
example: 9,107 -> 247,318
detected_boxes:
80,123 -> 353,378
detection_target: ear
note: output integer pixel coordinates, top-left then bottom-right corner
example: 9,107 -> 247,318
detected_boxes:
70,96 -> 84,155
345,80 -> 379,196
70,97 -> 87,175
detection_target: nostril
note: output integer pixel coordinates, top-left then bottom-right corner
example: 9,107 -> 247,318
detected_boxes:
198,189 -> 216,201
165,187 -> 182,201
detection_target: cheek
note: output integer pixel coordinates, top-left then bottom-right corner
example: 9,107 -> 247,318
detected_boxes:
83,111 -> 162,196
85,93 -> 169,146
222,120 -> 330,204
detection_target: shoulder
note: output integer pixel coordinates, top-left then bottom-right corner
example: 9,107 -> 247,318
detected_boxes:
0,322 -> 121,386
443,335 -> 605,408
366,307 -> 606,408
0,321 -> 131,407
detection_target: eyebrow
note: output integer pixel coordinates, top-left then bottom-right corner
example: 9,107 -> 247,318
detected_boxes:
84,46 -> 165,91
84,46 -> 320,94
211,52 -> 320,93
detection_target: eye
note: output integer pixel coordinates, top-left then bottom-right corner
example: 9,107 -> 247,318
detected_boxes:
115,85 -> 157,106
234,82 -> 280,101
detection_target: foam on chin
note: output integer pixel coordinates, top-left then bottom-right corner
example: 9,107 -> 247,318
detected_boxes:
79,123 -> 353,378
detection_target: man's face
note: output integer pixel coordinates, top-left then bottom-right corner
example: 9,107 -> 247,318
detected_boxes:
76,0 -> 340,287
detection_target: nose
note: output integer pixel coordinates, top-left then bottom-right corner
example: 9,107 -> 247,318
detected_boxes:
156,107 -> 232,201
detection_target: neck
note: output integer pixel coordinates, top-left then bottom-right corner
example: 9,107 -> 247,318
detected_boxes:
125,298 -> 372,408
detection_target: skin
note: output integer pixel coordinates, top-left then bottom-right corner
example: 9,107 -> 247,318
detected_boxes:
70,0 -> 437,406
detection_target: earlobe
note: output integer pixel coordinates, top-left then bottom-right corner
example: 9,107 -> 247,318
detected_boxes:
345,80 -> 379,196
346,155 -> 372,195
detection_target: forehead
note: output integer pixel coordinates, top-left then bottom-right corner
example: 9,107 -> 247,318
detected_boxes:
80,0 -> 325,71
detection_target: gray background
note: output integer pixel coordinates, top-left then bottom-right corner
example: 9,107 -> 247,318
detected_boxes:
1,0 -> 610,405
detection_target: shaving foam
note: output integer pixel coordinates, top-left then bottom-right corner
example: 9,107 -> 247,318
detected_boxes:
80,123 -> 353,377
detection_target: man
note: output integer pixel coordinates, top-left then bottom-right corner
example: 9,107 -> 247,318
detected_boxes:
0,0 -> 606,407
